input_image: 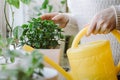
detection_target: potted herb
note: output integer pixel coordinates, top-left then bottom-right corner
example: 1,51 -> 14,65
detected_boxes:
14,17 -> 64,67
19,17 -> 64,49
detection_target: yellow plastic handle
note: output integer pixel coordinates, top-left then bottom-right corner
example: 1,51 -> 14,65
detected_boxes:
22,45 -> 73,80
71,26 -> 120,74
71,27 -> 88,48
44,56 -> 73,80
71,26 -> 120,48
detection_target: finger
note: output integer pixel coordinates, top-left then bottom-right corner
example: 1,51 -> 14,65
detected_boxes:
104,24 -> 114,34
101,21 -> 113,34
99,23 -> 107,34
52,13 -> 63,23
94,19 -> 104,34
51,14 -> 65,28
41,13 -> 58,20
87,19 -> 97,36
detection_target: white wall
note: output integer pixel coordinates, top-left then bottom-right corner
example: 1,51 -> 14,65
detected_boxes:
9,3 -> 29,27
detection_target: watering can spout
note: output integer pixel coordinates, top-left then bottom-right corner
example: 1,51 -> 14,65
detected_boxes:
22,45 -> 73,80
44,56 -> 73,80
72,27 -> 120,48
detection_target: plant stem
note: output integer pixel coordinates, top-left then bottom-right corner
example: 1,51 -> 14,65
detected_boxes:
10,5 -> 14,29
4,1 -> 12,37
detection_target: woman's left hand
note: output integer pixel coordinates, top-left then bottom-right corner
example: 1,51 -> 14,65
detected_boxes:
87,7 -> 116,36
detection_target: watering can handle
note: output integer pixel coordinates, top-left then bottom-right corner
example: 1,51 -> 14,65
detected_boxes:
22,45 -> 73,80
71,26 -> 120,48
71,26 -> 120,74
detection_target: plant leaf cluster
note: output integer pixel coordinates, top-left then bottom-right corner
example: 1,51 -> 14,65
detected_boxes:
0,35 -> 44,80
41,0 -> 53,13
0,50 -> 44,80
19,18 -> 64,49
6,0 -> 31,8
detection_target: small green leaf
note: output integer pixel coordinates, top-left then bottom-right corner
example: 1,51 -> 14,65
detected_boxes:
0,48 -> 2,55
10,57 -> 15,63
61,0 -> 66,4
7,38 -> 14,46
41,0 -> 49,9
20,0 -> 31,4
6,0 -> 20,8
13,26 -> 23,39
47,5 -> 53,12
0,40 -> 5,47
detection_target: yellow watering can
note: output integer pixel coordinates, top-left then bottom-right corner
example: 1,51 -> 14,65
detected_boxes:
23,26 -> 120,80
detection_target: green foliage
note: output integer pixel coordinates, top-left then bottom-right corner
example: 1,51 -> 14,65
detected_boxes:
0,50 -> 44,80
13,26 -> 23,40
40,0 -> 53,13
21,0 -> 31,4
6,0 -> 31,8
6,0 -> 20,8
47,5 -> 53,13
0,35 -> 44,80
18,17 -> 64,49
41,0 -> 49,9
37,0 -> 66,15
61,0 -> 66,4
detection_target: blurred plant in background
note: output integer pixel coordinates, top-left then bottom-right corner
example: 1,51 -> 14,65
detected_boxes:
4,0 -> 32,37
0,34 -> 44,80
28,0 -> 67,18
1,1 -> 45,79
40,0 -> 66,14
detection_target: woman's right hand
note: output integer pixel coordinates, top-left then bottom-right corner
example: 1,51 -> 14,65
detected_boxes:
41,13 -> 69,28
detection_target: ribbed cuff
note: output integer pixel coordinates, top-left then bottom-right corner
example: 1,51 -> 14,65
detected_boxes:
112,6 -> 120,30
62,13 -> 79,35
64,13 -> 78,28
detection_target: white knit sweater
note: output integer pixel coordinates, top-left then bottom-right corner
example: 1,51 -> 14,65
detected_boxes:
63,0 -> 120,65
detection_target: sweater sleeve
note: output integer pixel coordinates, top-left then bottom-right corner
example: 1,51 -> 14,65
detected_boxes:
63,13 -> 79,36
112,5 -> 120,30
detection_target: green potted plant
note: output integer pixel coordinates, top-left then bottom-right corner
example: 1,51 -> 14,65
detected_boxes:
14,17 -> 64,68
19,17 -> 64,49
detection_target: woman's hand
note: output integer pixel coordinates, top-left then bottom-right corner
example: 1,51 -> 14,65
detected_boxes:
87,7 -> 116,36
41,12 -> 69,28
